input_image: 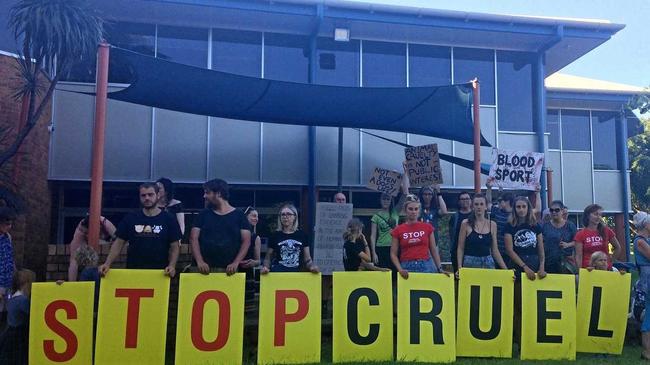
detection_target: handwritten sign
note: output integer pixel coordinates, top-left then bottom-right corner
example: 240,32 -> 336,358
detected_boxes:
404,144 -> 442,186
313,202 -> 354,275
487,148 -> 544,191
367,167 -> 403,196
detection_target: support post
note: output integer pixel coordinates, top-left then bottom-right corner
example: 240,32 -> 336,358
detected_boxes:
534,52 -> 548,211
88,42 -> 110,250
307,4 -> 323,232
617,110 -> 631,261
472,79 -> 481,194
337,127 -> 343,191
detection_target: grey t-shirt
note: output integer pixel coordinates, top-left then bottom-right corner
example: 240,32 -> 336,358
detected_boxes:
542,221 -> 577,260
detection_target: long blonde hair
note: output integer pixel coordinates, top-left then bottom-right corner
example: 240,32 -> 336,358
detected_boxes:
276,203 -> 299,232
508,196 -> 537,227
343,218 -> 364,242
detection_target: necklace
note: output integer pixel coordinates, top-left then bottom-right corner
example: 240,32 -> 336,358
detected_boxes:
477,219 -> 489,239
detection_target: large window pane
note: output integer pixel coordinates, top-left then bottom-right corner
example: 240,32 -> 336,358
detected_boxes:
409,44 -> 451,87
264,33 -> 308,83
315,38 -> 359,86
212,28 -> 262,77
497,51 -> 534,131
547,109 -> 560,149
592,111 -> 620,170
362,41 -> 406,87
561,110 -> 591,151
453,48 -> 495,105
157,25 -> 208,68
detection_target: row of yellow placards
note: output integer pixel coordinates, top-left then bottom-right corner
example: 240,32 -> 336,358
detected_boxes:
29,268 -> 630,364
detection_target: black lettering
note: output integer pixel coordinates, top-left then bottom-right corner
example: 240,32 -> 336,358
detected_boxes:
469,286 -> 502,340
527,156 -> 535,168
347,288 -> 381,345
497,154 -> 506,165
515,170 -> 525,182
537,291 -> 563,343
409,290 -> 444,345
511,155 -> 520,166
588,287 -> 614,338
524,170 -> 533,183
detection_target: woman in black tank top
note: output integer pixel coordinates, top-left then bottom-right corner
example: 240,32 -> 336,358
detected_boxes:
456,194 -> 508,276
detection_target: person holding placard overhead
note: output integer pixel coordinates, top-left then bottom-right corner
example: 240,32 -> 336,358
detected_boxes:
633,211 -> 650,360
456,193 -> 507,275
390,194 -> 446,278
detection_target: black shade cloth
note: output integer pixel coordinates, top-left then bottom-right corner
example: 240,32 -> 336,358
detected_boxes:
106,47 -> 491,147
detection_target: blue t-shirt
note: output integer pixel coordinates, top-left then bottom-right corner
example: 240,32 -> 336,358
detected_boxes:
7,294 -> 29,327
490,206 -> 511,255
634,235 -> 650,267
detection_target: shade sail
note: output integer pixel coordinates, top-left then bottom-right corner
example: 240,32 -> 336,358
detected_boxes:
106,47 -> 491,146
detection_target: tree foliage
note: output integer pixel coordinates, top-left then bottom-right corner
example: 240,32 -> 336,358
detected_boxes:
628,89 -> 650,211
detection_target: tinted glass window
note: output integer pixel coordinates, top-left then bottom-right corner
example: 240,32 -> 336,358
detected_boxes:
547,109 -> 560,149
315,38 -> 359,86
212,28 -> 262,77
497,51 -> 534,131
592,111 -> 620,170
362,41 -> 406,87
157,25 -> 208,68
264,33 -> 308,83
408,44 -> 451,87
453,47 -> 495,105
561,110 -> 591,151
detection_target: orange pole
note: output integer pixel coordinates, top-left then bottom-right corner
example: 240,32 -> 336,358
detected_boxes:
546,168 -> 553,206
472,79 -> 481,194
88,42 -> 110,250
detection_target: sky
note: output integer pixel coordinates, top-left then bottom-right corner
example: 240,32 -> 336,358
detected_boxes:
348,0 -> 649,88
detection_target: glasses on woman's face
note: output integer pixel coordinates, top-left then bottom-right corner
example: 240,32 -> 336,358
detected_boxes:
281,212 -> 295,217
550,208 -> 561,213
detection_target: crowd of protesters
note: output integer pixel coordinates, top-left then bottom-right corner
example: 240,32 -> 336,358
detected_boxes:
0,174 -> 648,363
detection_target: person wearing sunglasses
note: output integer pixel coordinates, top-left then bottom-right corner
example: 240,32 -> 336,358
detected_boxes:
261,204 -> 319,274
541,200 -> 577,274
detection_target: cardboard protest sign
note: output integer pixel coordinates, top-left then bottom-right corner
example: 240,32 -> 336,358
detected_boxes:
576,269 -> 631,354
29,282 -> 95,365
397,273 -> 456,363
367,167 -> 403,196
456,268 -> 514,358
95,269 -> 170,365
332,271 -> 393,363
520,274 -> 576,360
487,148 -> 544,190
404,143 -> 443,186
314,202 -> 354,275
258,273 -> 321,364
175,273 -> 246,365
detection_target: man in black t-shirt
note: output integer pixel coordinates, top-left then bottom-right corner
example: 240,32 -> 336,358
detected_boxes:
190,178 -> 251,275
99,183 -> 182,277
450,191 -> 473,273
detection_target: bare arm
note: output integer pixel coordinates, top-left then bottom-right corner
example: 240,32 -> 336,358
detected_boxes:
456,221 -> 468,271
254,236 -> 262,264
429,231 -> 443,271
575,241 -> 583,269
532,188 -> 542,215
190,227 -> 210,274
490,221 -> 507,269
370,222 -> 379,263
98,238 -> 126,276
101,217 -> 117,238
638,238 -> 650,260
486,183 -> 493,206
176,213 -> 185,236
434,185 -> 448,216
225,229 -> 251,275
165,241 -> 180,277
536,233 -> 546,276
390,237 -> 403,273
262,247 -> 274,273
610,235 -> 623,262
302,246 -> 319,273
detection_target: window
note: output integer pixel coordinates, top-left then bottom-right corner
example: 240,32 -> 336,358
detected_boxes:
561,110 -> 591,151
497,51 -> 534,131
547,109 -> 560,149
315,38 -> 359,86
362,41 -> 406,87
408,44 -> 451,87
212,29 -> 262,77
592,111 -> 620,170
453,48 -> 495,105
264,33 -> 308,83
157,25 -> 208,68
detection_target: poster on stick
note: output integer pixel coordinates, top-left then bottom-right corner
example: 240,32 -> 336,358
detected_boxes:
404,143 -> 443,186
314,202 -> 354,275
367,167 -> 403,196
487,148 -> 544,190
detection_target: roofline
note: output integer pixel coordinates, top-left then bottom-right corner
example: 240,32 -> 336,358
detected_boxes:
546,88 -> 643,96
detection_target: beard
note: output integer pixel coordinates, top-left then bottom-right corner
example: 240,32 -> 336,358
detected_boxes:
206,199 -> 221,210
142,199 -> 158,209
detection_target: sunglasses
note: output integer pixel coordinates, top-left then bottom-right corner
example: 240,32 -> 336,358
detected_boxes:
405,194 -> 419,202
244,206 -> 254,215
550,208 -> 562,213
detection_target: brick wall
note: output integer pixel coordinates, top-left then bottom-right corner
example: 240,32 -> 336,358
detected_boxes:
0,53 -> 53,278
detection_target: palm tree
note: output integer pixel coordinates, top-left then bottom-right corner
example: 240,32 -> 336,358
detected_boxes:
0,0 -> 104,167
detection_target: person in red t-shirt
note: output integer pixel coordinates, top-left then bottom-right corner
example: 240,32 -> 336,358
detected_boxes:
390,194 -> 446,279
574,204 -> 622,270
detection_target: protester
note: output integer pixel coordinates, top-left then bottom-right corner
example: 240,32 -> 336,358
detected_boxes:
390,194 -> 446,279
0,207 -> 16,327
633,211 -> 650,360
574,204 -> 622,270
241,207 -> 261,269
450,191 -> 474,273
68,215 -> 116,281
99,183 -> 182,277
334,192 -> 347,204
486,184 -> 515,266
0,269 -> 35,365
504,196 -> 546,281
344,218 -> 389,272
191,179 -> 251,275
75,243 -> 101,305
541,200 -> 577,274
417,185 -> 448,242
261,204 -> 319,274
370,194 -> 399,269
456,193 -> 507,274
156,177 -> 185,234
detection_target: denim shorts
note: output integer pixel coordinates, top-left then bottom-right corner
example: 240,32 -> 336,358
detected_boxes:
401,257 -> 438,273
463,255 -> 495,269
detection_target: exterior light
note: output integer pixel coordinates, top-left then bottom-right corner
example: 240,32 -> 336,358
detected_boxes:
334,28 -> 350,42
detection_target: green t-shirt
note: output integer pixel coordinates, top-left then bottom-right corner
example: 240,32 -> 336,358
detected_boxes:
371,210 -> 400,247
